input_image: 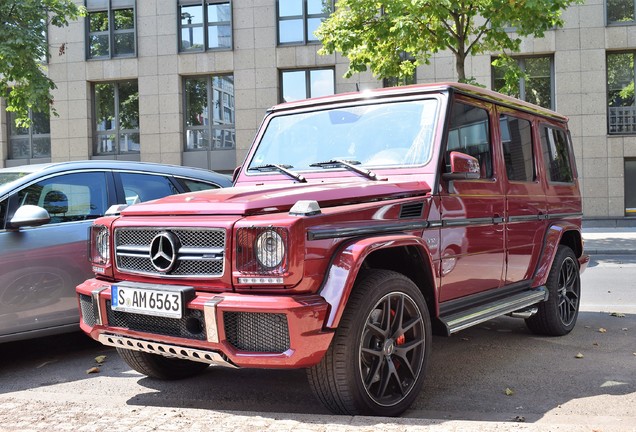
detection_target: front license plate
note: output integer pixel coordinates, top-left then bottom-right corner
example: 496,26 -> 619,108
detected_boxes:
111,284 -> 185,319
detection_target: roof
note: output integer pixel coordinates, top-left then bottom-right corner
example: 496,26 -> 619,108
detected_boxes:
0,160 -> 232,195
270,82 -> 568,122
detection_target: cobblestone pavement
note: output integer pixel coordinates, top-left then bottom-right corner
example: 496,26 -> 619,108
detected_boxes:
0,393 -> 634,432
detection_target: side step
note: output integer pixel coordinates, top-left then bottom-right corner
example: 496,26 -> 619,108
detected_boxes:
440,287 -> 547,335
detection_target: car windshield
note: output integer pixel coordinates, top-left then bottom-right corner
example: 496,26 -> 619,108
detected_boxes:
248,99 -> 439,173
0,172 -> 29,187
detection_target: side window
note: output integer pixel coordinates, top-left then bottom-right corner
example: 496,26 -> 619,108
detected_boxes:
13,172 -> 108,224
500,115 -> 535,182
446,102 -> 492,178
119,173 -> 179,205
179,178 -> 222,192
540,126 -> 574,183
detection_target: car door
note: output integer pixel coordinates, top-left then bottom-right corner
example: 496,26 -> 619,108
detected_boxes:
497,109 -> 547,284
438,97 -> 506,302
0,171 -> 112,338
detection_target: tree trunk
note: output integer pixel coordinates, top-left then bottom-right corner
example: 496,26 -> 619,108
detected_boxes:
455,52 -> 467,82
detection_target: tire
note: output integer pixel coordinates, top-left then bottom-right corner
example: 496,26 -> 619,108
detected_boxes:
116,347 -> 209,380
525,245 -> 581,336
307,269 -> 432,416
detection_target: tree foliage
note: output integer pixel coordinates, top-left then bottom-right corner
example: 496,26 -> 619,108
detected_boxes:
317,0 -> 582,84
0,0 -> 84,127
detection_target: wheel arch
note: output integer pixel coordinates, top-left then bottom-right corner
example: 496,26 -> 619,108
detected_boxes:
319,235 -> 438,329
532,222 -> 584,287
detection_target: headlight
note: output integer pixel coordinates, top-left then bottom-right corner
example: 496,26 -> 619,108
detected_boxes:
255,230 -> 285,268
236,227 -> 288,275
90,225 -> 110,265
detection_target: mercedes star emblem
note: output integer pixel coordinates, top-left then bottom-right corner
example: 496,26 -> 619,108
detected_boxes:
149,231 -> 179,273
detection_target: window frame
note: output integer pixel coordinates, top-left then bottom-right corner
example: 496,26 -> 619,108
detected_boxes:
178,0 -> 233,53
6,108 -> 51,161
491,55 -> 555,110
606,0 -> 636,26
279,67 -> 335,103
183,74 -> 236,152
276,0 -> 333,46
607,50 -> 636,135
85,0 -> 137,60
92,80 -> 140,156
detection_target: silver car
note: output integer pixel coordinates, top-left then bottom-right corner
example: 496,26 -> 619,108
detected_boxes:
0,160 -> 232,342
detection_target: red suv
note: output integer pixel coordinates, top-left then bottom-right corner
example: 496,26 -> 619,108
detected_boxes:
77,83 -> 588,416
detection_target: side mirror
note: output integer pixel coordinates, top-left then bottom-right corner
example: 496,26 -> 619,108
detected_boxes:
7,205 -> 51,230
442,151 -> 481,181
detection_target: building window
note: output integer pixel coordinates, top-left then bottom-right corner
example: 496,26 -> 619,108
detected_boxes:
7,110 -> 51,160
280,68 -> 335,102
93,80 -> 139,155
86,0 -> 136,59
179,1 -> 232,52
492,56 -> 554,110
277,0 -> 333,45
607,52 -> 636,134
607,0 -> 635,24
184,75 -> 235,151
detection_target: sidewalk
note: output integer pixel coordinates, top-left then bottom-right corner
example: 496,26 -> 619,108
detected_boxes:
583,227 -> 636,255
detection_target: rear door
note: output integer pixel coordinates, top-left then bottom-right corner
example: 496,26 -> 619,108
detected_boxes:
497,109 -> 547,284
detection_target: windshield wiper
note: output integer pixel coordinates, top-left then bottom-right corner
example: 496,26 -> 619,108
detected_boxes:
310,159 -> 378,181
249,164 -> 306,183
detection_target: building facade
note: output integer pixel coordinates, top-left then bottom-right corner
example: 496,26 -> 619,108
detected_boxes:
1,0 -> 635,221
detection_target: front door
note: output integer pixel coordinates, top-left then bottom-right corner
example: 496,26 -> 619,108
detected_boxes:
438,98 -> 505,302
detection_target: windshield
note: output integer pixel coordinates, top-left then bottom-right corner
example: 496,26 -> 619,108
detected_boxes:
0,172 -> 28,187
248,99 -> 439,172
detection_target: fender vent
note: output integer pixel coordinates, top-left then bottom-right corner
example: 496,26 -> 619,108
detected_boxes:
400,202 -> 424,219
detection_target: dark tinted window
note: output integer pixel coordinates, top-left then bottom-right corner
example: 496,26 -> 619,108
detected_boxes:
14,172 -> 108,224
180,178 -> 222,192
120,173 -> 179,205
541,126 -> 574,183
500,115 -> 535,182
447,102 -> 492,178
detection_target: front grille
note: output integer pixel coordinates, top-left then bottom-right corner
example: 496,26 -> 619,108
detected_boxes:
79,294 -> 97,327
114,227 -> 226,278
224,312 -> 290,353
106,301 -> 206,341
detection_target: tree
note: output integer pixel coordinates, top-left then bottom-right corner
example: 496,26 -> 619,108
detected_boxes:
0,0 -> 84,127
316,0 -> 582,84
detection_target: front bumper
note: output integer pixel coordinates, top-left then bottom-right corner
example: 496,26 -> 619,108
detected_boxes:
77,278 -> 333,369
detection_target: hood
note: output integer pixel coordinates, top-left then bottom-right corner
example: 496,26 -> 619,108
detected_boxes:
121,179 -> 432,217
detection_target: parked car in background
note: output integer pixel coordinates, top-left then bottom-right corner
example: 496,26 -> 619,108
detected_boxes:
0,160 -> 232,342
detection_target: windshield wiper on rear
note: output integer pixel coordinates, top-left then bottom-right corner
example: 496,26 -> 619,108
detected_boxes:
309,159 -> 378,181
249,164 -> 306,183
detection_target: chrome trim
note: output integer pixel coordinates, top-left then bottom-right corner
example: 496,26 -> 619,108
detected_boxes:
441,287 -> 548,334
91,286 -> 110,325
204,296 -> 223,343
547,212 -> 583,220
307,221 -> 429,241
98,334 -> 237,368
442,217 -> 496,227
508,215 -> 542,223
